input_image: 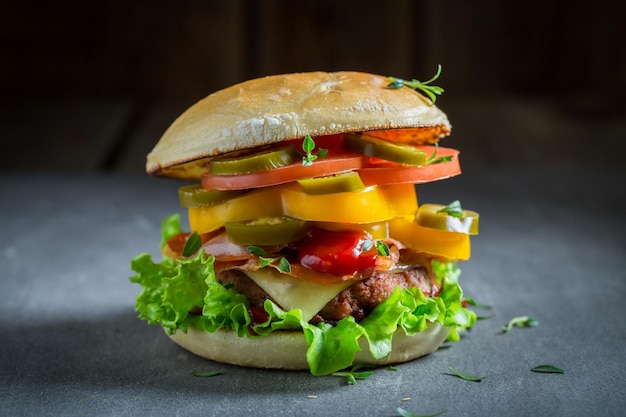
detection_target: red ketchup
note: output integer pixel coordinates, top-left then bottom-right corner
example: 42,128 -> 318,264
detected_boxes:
296,229 -> 378,276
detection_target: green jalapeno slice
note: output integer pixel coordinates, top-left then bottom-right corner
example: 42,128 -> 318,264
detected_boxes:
178,185 -> 248,208
225,216 -> 310,245
342,133 -> 426,166
297,171 -> 365,194
209,145 -> 301,175
416,203 -> 480,235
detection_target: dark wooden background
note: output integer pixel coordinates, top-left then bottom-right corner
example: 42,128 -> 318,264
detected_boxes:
1,0 -> 624,173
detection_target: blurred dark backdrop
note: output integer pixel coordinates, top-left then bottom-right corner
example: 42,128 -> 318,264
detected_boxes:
1,0 -> 624,174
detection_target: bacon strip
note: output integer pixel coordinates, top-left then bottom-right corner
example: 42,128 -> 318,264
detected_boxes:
165,231 -> 406,284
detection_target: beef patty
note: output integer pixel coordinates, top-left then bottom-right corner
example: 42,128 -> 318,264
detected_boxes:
218,264 -> 436,325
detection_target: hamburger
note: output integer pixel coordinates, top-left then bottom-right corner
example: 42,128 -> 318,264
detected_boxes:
129,70 -> 479,376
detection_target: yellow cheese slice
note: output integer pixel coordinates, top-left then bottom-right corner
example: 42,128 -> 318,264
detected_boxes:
243,268 -> 354,322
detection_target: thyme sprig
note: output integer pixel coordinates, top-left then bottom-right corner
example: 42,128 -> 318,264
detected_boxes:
302,135 -> 328,166
246,246 -> 291,273
388,65 -> 445,103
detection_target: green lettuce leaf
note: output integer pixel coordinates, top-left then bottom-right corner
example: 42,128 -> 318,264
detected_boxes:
160,213 -> 183,248
303,318 -> 365,376
129,215 -> 476,376
433,260 -> 477,341
130,250 -> 251,335
359,287 -> 411,358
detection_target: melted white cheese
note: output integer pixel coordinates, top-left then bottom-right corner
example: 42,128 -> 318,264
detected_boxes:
243,268 -> 354,322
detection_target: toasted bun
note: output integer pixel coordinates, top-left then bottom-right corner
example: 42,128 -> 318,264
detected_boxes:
147,71 -> 451,179
167,323 -> 450,371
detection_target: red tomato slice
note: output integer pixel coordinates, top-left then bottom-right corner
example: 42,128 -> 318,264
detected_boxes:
357,146 -> 461,186
202,153 -> 365,190
202,144 -> 460,190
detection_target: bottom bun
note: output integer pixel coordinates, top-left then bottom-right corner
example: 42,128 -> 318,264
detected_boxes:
167,322 -> 450,370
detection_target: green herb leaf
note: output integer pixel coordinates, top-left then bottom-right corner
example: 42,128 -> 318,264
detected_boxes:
501,316 -> 539,333
160,213 -> 184,248
258,257 -> 272,268
388,78 -> 405,89
277,257 -> 292,273
332,363 -> 375,385
437,200 -> 464,218
247,246 -> 291,273
376,241 -> 391,257
446,365 -> 484,382
397,407 -> 449,417
464,297 -> 492,309
302,155 -> 317,166
388,365 -> 398,371
191,369 -> 222,377
350,362 -> 376,372
246,245 -> 266,257
331,370 -> 374,385
363,239 -> 390,257
302,135 -> 327,166
303,134 -> 315,153
531,365 -> 565,374
426,143 -> 453,165
388,65 -> 445,104
431,155 -> 453,164
182,232 -> 202,257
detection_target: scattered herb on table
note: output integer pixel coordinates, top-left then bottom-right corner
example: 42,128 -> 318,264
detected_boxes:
397,406 -> 449,417
531,365 -> 565,374
464,297 -> 492,310
446,365 -> 484,382
332,363 -> 375,385
501,316 -> 539,333
191,370 -> 222,377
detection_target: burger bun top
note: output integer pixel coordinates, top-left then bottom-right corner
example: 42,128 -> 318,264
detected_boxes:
147,71 -> 451,179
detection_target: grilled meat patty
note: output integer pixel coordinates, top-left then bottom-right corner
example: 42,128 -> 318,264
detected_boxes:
218,263 -> 437,325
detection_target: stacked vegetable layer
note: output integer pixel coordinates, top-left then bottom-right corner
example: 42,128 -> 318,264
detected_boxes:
130,132 -> 479,375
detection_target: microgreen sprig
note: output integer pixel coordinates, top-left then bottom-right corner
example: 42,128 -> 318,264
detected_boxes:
426,143 -> 453,165
363,239 -> 391,256
437,200 -> 464,218
388,65 -> 445,103
501,316 -> 539,333
246,246 -> 291,273
464,297 -> 495,320
302,135 -> 328,166
397,407 -> 449,417
332,363 -> 375,385
464,297 -> 492,310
